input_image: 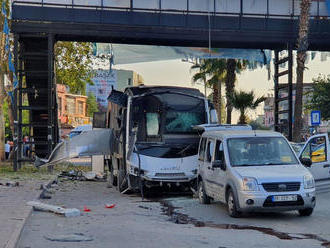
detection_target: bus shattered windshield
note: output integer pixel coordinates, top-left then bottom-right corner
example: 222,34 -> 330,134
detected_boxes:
132,92 -> 206,158
227,137 -> 299,167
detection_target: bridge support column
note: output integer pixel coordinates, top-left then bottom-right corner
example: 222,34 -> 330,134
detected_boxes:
13,34 -> 58,170
274,46 -> 293,141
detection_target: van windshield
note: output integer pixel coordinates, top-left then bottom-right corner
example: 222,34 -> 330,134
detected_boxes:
227,137 -> 299,166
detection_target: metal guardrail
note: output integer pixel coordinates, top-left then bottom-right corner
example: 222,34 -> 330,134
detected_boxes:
11,0 -> 330,20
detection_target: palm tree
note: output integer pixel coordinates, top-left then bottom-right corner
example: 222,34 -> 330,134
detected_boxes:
225,59 -> 248,124
191,59 -> 226,123
191,60 -> 208,97
206,59 -> 227,122
293,0 -> 311,142
231,90 -> 266,124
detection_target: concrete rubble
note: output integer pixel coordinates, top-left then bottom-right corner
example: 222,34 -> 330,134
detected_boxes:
44,233 -> 93,242
27,201 -> 81,217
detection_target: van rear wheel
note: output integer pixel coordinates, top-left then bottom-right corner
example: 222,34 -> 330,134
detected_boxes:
227,189 -> 241,218
298,208 -> 314,216
198,181 -> 210,204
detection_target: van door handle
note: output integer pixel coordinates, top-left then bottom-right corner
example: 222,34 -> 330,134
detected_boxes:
323,164 -> 330,168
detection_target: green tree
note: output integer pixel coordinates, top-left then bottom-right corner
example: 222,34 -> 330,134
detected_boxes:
293,0 -> 311,142
191,60 -> 208,97
208,92 -> 226,123
306,75 -> 330,120
86,92 -> 99,117
231,90 -> 266,124
55,41 -> 94,95
191,59 -> 226,123
225,59 -> 248,124
0,0 -> 10,161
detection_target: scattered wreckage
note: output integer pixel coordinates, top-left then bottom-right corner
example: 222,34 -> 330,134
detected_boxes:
36,86 -> 219,194
35,86 -> 252,195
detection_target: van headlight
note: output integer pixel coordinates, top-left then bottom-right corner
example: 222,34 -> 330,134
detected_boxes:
241,177 -> 259,191
303,174 -> 315,189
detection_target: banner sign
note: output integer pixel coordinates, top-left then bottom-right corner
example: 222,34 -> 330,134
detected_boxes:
86,70 -> 117,112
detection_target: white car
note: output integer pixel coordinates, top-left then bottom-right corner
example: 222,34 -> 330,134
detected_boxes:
197,130 -> 316,217
68,124 -> 92,139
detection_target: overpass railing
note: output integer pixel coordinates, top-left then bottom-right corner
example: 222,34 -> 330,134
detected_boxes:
12,0 -> 330,20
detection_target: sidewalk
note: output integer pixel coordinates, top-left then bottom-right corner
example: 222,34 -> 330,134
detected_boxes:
0,180 -> 45,248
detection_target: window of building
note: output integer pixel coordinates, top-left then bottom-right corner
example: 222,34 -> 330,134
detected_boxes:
66,97 -> 75,114
78,101 -> 84,115
58,97 -> 62,113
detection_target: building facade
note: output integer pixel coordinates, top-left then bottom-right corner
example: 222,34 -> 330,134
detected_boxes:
263,83 -> 314,131
57,84 -> 91,128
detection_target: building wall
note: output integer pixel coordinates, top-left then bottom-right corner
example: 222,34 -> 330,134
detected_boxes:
56,84 -> 90,127
263,84 -> 314,129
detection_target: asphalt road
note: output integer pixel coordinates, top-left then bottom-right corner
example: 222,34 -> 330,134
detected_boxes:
17,180 -> 330,248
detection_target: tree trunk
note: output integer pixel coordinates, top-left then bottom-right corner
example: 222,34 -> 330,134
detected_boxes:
225,59 -> 236,124
293,0 -> 311,142
6,95 -> 14,137
212,83 -> 219,123
217,79 -> 222,124
238,109 -> 246,124
0,73 -> 6,161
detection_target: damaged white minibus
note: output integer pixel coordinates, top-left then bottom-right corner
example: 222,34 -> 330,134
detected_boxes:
105,86 -> 217,193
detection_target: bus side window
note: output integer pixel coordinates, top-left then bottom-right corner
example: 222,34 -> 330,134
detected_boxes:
199,138 -> 206,161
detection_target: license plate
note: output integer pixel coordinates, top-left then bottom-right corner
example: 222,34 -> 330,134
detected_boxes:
272,195 -> 297,202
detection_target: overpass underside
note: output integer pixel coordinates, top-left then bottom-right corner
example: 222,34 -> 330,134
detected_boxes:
10,1 -> 330,169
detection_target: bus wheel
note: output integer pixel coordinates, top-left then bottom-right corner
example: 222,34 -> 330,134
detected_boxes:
117,160 -> 128,193
106,158 -> 117,187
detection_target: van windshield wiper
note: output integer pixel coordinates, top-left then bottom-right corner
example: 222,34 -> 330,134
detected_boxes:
234,164 -> 262,167
264,162 -> 296,165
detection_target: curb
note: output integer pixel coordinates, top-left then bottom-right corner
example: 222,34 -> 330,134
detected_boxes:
4,175 -> 59,248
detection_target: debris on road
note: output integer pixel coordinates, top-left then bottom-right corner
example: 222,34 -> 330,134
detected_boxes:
27,201 -> 80,217
58,170 -> 106,182
83,206 -> 91,212
0,181 -> 20,187
105,203 -> 116,209
39,191 -> 52,199
138,205 -> 152,210
44,233 -> 93,242
83,171 -> 97,180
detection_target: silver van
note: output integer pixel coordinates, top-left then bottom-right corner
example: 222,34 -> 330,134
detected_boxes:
197,130 -> 316,217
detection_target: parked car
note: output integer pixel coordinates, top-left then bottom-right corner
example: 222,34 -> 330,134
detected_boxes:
68,124 -> 92,139
197,130 -> 316,217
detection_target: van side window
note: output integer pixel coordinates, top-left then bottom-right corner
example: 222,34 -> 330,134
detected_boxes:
199,138 -> 207,161
215,140 -> 224,162
206,139 -> 215,162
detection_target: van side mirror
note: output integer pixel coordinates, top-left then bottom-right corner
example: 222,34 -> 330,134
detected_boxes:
300,158 -> 312,168
212,160 -> 226,170
210,109 -> 218,124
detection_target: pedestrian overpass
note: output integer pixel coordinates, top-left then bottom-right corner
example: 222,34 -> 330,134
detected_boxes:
10,0 -> 330,169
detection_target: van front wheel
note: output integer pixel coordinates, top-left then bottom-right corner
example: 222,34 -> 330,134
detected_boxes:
198,181 -> 210,204
298,208 -> 314,216
227,189 -> 241,218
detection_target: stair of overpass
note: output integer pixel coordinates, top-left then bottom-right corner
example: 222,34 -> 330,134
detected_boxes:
15,35 -> 58,169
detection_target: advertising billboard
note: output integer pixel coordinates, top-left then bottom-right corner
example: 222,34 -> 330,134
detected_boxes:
86,70 -> 117,112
